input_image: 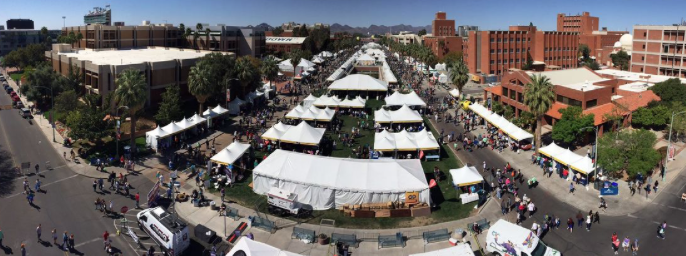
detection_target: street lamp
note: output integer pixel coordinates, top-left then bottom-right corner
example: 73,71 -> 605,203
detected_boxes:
580,126 -> 599,188
224,78 -> 239,111
665,110 -> 686,181
34,86 -> 55,142
116,106 -> 130,159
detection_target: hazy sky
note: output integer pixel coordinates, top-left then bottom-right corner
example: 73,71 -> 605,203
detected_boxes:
2,0 -> 685,32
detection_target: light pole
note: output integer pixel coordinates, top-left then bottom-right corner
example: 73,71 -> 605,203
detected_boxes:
116,106 -> 130,159
34,86 -> 55,142
580,126 -> 599,188
665,110 -> 686,181
62,16 -> 66,28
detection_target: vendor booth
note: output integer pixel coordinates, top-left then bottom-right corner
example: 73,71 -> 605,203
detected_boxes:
374,105 -> 423,124
145,126 -> 169,150
384,91 -> 426,107
339,96 -> 367,108
252,150 -> 431,210
286,105 -> 336,122
312,95 -> 342,108
228,98 -> 247,115
468,103 -> 533,143
328,74 -> 388,95
374,129 -> 440,157
538,142 -> 595,184
261,121 -> 325,146
210,142 -> 251,166
449,165 -> 485,204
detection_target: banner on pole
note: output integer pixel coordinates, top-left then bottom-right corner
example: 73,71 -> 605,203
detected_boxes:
226,89 -> 231,102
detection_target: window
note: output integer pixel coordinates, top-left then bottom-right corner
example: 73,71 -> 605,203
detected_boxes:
518,92 -> 523,103
643,32 -> 647,37
509,89 -> 516,100
498,49 -> 502,53
498,59 -> 502,64
504,59 -> 508,64
642,44 -> 646,49
490,60 -> 495,64
586,99 -> 598,108
641,56 -> 645,61
510,59 -> 513,63
498,38 -> 502,42
503,88 -> 509,97
490,49 -> 495,54
504,49 -> 508,54
490,38 -> 494,43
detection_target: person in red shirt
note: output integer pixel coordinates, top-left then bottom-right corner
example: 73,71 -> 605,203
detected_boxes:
135,192 -> 140,209
103,230 -> 109,241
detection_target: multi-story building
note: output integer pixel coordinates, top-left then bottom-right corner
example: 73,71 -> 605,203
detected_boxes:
390,31 -> 421,45
484,67 -> 660,135
265,36 -> 306,54
423,12 -> 462,60
185,25 -> 266,58
6,19 -> 34,30
432,12 -> 455,37
631,25 -> 686,78
0,29 -> 60,55
465,25 -> 579,80
457,25 -> 478,38
557,12 -> 598,35
45,44 -> 226,107
84,6 -> 112,26
62,23 -> 180,50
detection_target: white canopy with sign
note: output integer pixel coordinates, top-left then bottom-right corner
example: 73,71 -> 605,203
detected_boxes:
210,142 -> 251,165
450,165 -> 484,187
252,150 -> 431,210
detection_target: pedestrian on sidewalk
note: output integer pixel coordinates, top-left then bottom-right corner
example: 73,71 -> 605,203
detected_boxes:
645,184 -> 651,199
92,179 -> 97,192
654,180 -> 659,193
594,211 -> 600,224
135,192 -> 140,209
569,182 -> 574,194
567,218 -> 574,232
586,215 -> 592,231
51,229 -> 57,244
527,202 -> 535,218
36,224 -> 41,242
20,243 -> 25,256
576,211 -> 584,227
0,228 -> 4,247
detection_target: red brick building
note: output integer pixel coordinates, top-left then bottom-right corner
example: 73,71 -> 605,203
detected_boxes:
557,12 -> 628,63
464,26 -> 579,79
483,67 -> 660,135
432,12 -> 455,37
557,12 -> 599,35
265,36 -> 306,54
423,12 -> 462,60
631,25 -> 686,78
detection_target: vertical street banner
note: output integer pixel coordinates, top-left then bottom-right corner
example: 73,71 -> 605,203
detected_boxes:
147,181 -> 161,207
226,89 -> 231,102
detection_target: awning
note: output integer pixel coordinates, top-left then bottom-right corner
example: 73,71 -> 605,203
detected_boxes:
450,165 -> 484,187
210,142 -> 251,165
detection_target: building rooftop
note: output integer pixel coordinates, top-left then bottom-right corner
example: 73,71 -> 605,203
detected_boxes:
527,68 -> 607,91
59,48 -> 214,66
266,37 -> 307,44
595,69 -> 686,84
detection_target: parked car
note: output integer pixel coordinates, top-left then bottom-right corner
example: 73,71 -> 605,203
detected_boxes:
20,108 -> 31,118
15,101 -> 24,109
5,87 -> 13,94
10,91 -> 17,97
12,95 -> 20,102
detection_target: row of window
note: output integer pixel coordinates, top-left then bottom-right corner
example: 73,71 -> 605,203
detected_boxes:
543,56 -> 575,61
490,38 -> 531,43
490,48 -> 531,54
490,59 -> 524,64
544,47 -> 574,51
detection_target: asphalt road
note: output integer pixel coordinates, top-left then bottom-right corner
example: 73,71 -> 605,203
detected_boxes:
428,83 -> 686,255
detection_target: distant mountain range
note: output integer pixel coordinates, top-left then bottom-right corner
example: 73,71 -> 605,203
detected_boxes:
253,23 -> 431,36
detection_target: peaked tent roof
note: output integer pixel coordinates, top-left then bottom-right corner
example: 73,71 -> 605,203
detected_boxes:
312,95 -> 342,107
189,113 -> 206,126
297,58 -> 316,68
175,118 -> 194,130
161,122 -> 184,135
261,122 -> 292,141
538,142 -> 567,159
339,96 -> 366,108
385,91 -> 426,107
279,121 -> 326,145
329,74 -> 388,91
227,237 -> 303,256
357,54 -> 375,62
450,165 -> 484,187
449,88 -> 460,97
374,129 -> 439,151
210,142 -> 251,165
303,94 -> 318,102
374,105 -> 423,123
285,105 -> 306,119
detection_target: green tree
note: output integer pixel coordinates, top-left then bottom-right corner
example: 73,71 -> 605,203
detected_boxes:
205,28 -> 212,49
521,52 -> 534,70
418,29 -> 427,36
441,51 -> 463,64
598,129 -> 661,177
649,78 -> 685,103
448,57 -> 469,92
66,108 -> 111,141
503,105 -> 515,120
54,90 -> 79,113
54,64 -> 83,93
272,27 -> 284,36
523,74 -> 556,155
188,60 -> 214,114
631,103 -> 671,128
194,23 -> 203,49
551,106 -> 595,145
23,63 -> 62,105
491,101 -> 504,115
610,50 -> 630,71
234,56 -> 258,96
154,85 -> 182,125
513,111 -> 536,131
578,44 -> 590,60
113,69 -> 148,153
260,56 -> 279,87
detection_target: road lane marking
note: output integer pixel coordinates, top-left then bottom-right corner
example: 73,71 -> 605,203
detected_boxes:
73,237 -> 101,248
2,174 -> 78,199
627,214 -> 686,231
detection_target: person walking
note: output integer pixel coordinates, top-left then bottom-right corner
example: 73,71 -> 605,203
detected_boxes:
576,211 -> 583,227
622,236 -> 630,252
51,229 -> 57,244
566,218 -> 574,233
527,202 -> 535,218
34,164 -> 39,175
35,179 -> 41,193
103,230 -> 109,242
108,200 -> 114,214
654,180 -> 659,193
62,231 -> 68,250
0,228 -> 4,248
135,192 -> 140,209
631,239 -> 639,256
36,224 -> 42,242
657,223 -> 665,239
92,179 -> 98,192
68,235 -> 74,250
594,211 -> 600,224
569,182 -> 574,194
20,243 -> 25,256
586,215 -> 592,231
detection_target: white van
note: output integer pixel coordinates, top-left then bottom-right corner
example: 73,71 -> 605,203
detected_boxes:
486,220 -> 561,256
137,207 -> 190,256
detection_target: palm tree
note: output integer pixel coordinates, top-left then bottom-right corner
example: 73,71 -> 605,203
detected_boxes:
523,74 -> 556,155
260,56 -> 279,87
448,58 -> 469,93
184,28 -> 192,48
188,60 -> 214,114
113,69 -> 148,155
194,23 -> 203,49
234,56 -> 257,96
76,33 -> 84,48
288,50 -> 302,80
205,28 -> 211,49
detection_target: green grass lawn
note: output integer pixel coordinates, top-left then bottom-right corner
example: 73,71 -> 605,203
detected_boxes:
328,115 -> 374,158
10,71 -> 24,82
365,99 -> 385,110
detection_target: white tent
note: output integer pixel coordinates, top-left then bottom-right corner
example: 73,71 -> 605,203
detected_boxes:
384,91 -> 426,107
262,122 -> 291,141
285,105 -> 305,119
211,142 -> 251,165
329,74 -> 388,91
374,129 -> 439,151
295,58 -> 316,75
252,150 -> 431,210
161,122 -> 184,135
226,237 -> 303,256
438,73 -> 448,83
279,121 -> 326,145
449,88 -> 460,98
176,118 -> 194,130
311,56 -> 325,64
382,61 -> 398,84
356,54 -> 375,65
312,95 -> 341,107
538,142 -> 567,159
570,155 -> 594,175
339,96 -> 366,108
145,126 -> 169,149
450,165 -> 484,187
409,243 -> 475,256
468,103 -> 533,141
320,51 -> 333,58
286,105 -> 336,121
189,113 -> 207,126
246,90 -> 264,103
374,105 -> 423,123
227,98 -> 246,115
278,59 -> 294,72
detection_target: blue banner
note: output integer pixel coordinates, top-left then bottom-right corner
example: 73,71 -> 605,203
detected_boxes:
600,186 -> 619,196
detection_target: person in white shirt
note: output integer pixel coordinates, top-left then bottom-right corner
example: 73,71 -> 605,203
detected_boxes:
531,222 -> 539,232
527,202 -> 536,218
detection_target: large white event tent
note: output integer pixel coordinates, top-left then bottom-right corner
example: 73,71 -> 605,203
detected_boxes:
312,95 -> 342,107
356,54 -> 375,65
189,113 -> 206,126
145,126 -> 169,150
538,143 -> 594,174
375,105 -> 423,123
161,121 -> 184,136
227,237 -> 303,256
339,96 -> 366,108
449,88 -> 460,98
468,103 -> 534,142
252,150 -> 431,210
295,58 -> 316,75
278,59 -> 294,72
210,142 -> 251,165
385,91 -> 426,107
261,122 -> 325,146
410,243 -> 475,256
203,104 -> 229,119
311,56 -> 325,64
328,74 -> 388,92
450,165 -> 484,187
382,61 -> 398,84
374,129 -> 439,151
285,105 -> 336,121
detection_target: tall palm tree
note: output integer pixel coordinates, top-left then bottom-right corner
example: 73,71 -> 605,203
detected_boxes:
523,74 -> 556,155
188,60 -> 213,114
205,28 -> 212,49
448,58 -> 469,93
113,69 -> 148,154
184,28 -> 192,47
194,23 -> 203,49
76,33 -> 84,48
234,56 -> 257,96
260,56 -> 279,87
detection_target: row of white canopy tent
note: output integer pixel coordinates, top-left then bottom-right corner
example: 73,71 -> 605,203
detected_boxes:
285,105 -> 336,121
384,91 -> 426,107
468,103 -> 534,142
375,105 -> 423,123
145,113 -> 209,149
252,149 -> 431,210
382,61 -> 398,84
309,94 -> 367,108
450,165 -> 484,187
227,237 -> 303,256
538,142 -> 595,175
328,74 -> 388,91
278,58 -> 316,74
326,55 -> 357,82
261,121 -> 326,146
210,142 -> 250,166
374,129 -> 440,151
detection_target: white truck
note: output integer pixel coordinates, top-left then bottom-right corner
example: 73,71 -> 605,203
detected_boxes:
266,187 -> 311,218
486,220 -> 561,256
137,207 -> 190,256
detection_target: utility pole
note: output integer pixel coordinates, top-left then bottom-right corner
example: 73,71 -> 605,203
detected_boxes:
62,16 -> 66,28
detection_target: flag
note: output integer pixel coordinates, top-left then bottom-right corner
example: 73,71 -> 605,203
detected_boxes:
429,179 -> 437,188
419,150 -> 425,159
